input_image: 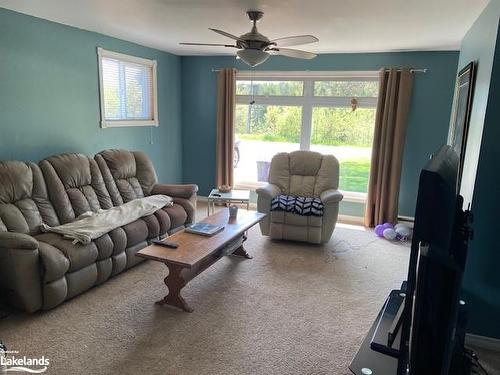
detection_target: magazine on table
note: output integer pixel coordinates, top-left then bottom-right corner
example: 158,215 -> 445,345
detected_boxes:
185,223 -> 224,236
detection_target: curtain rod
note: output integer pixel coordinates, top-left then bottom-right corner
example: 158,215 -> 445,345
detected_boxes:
404,68 -> 428,73
211,68 -> 427,73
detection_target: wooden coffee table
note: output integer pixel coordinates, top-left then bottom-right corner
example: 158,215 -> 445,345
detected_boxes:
136,210 -> 266,312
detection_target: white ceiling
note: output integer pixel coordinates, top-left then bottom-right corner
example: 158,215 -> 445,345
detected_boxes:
0,0 -> 489,55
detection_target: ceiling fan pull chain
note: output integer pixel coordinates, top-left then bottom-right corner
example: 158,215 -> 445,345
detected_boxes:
250,70 -> 256,105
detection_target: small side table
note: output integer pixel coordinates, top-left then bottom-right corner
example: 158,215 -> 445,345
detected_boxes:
207,189 -> 250,216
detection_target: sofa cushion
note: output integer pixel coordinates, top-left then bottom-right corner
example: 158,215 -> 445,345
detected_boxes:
163,204 -> 188,231
270,211 -> 322,227
268,151 -> 339,197
290,175 -> 316,197
95,258 -> 113,285
267,153 -> 290,195
125,241 -> 147,269
96,150 -> 158,205
141,215 -> 160,240
108,228 -> 127,255
290,151 -> 323,176
115,178 -> 144,203
269,222 -> 322,243
0,162 -> 58,235
314,156 -> 340,196
154,209 -> 170,237
122,219 -> 149,247
65,264 -> 97,299
101,150 -> 137,181
0,161 -> 34,203
40,154 -> 113,223
0,201 -> 41,235
96,149 -> 190,233
93,234 -> 114,260
35,233 -> 98,272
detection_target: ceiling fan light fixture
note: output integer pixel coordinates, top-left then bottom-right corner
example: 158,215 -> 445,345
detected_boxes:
237,49 -> 270,67
180,11 -> 318,65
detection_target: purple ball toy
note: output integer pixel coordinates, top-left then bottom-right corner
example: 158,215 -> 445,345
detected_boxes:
375,224 -> 385,237
382,222 -> 394,229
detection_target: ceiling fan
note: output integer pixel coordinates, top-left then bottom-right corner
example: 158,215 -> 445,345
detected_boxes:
180,10 -> 319,67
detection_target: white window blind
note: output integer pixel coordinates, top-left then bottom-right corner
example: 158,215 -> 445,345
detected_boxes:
97,48 -> 158,127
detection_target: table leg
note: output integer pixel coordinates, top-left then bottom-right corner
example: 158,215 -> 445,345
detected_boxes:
207,199 -> 210,216
156,263 -> 193,313
232,236 -> 253,259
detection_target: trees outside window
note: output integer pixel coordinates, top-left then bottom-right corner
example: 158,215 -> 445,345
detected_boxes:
234,72 -> 378,195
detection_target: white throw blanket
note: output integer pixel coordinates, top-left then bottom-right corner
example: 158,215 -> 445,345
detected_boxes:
41,195 -> 173,245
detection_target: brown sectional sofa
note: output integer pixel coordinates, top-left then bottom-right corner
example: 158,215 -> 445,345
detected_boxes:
0,149 -> 197,312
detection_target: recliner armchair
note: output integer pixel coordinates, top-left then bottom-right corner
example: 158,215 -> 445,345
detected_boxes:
256,151 -> 343,244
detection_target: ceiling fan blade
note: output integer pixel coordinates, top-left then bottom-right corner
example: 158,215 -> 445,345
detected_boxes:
269,48 -> 317,60
209,28 -> 243,41
180,42 -> 238,48
271,35 -> 319,47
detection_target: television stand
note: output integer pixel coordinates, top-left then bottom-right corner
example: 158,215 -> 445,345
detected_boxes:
369,289 -> 405,358
350,283 -> 473,375
349,285 -> 404,375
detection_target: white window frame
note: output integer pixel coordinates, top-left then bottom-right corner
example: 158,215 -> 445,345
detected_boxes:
97,47 -> 159,128
235,71 -> 379,201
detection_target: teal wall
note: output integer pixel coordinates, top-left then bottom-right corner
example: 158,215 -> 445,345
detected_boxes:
0,8 -> 183,182
181,52 -> 459,217
457,0 -> 500,339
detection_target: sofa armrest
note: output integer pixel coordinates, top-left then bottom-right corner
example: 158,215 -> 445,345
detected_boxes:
171,197 -> 197,225
319,190 -> 343,244
256,184 -> 281,223
256,184 -> 281,200
0,232 -> 39,250
320,189 -> 344,204
151,183 -> 198,200
151,184 -> 198,224
0,232 -> 43,312
256,184 -> 281,236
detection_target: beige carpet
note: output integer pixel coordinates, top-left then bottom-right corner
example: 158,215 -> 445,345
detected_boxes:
0,206 -> 479,375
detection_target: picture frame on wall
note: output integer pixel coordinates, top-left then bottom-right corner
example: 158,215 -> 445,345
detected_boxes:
449,61 -> 476,190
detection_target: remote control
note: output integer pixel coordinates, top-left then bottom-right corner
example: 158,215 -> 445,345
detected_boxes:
152,239 -> 178,249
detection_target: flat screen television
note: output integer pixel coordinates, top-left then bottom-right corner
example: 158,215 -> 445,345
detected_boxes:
398,145 -> 472,375
349,145 -> 473,375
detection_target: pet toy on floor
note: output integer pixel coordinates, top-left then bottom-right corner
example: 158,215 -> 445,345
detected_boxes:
375,222 -> 412,241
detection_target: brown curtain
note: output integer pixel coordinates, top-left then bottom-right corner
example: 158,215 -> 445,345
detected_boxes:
215,68 -> 237,187
365,68 -> 414,227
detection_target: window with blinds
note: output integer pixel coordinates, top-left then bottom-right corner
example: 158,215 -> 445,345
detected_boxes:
97,48 -> 158,127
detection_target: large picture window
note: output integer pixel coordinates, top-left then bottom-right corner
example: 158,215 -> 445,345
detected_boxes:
97,48 -> 158,128
234,71 -> 378,200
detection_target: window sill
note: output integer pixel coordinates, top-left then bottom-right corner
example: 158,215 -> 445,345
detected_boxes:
235,182 -> 367,204
234,182 -> 266,191
101,120 -> 159,128
340,191 -> 367,204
